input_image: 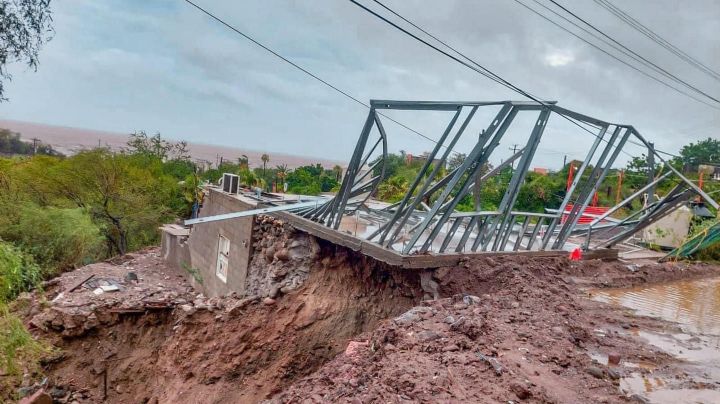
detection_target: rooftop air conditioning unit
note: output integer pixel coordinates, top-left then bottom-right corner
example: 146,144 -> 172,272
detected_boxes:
222,173 -> 239,194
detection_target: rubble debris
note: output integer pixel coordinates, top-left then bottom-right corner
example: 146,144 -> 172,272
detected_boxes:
477,352 -> 505,376
14,242 -> 720,403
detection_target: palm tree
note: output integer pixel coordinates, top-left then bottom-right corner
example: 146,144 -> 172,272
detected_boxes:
332,165 -> 343,182
276,164 -> 289,192
261,153 -> 270,190
238,155 -> 249,170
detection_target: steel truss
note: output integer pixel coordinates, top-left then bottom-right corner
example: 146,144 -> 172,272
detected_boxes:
295,100 -> 718,254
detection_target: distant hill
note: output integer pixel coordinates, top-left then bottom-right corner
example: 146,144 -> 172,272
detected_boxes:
0,119 -> 345,169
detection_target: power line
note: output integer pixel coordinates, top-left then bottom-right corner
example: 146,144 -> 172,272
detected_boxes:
362,0 -> 696,163
182,0 -> 443,148
593,0 -> 720,83
546,0 -> 720,105
351,0 -> 661,162
513,0 -> 720,110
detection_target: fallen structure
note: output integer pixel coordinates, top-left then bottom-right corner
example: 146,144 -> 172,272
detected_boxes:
171,100 -> 717,295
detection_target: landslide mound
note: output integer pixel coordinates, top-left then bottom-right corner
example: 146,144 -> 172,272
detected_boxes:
33,244 -> 424,403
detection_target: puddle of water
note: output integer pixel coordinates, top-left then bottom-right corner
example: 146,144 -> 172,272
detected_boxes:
620,373 -> 665,394
590,277 -> 720,335
589,277 -> 720,403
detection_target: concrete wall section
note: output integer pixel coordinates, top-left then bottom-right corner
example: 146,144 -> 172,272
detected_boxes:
186,189 -> 255,297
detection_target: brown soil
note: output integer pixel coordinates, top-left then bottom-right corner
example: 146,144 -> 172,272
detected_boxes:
12,245 -> 720,403
19,244 -> 424,403
271,257 -> 720,403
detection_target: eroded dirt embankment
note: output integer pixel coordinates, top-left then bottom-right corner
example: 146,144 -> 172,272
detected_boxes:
272,257 -> 720,403
14,218 -> 720,403
19,230 -> 426,403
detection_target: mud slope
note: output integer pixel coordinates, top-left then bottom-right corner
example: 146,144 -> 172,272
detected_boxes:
29,244 -> 424,403
272,257 -> 720,403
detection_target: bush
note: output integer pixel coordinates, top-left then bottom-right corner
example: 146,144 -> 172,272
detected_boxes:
0,241 -> 42,303
0,205 -> 104,272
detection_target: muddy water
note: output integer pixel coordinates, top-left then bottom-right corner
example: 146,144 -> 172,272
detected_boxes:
590,277 -> 720,403
591,277 -> 720,335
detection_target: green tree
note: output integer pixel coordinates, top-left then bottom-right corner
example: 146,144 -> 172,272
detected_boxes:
261,153 -> 270,189
0,0 -> 54,101
0,204 -> 103,271
674,137 -> 720,171
377,175 -> 408,202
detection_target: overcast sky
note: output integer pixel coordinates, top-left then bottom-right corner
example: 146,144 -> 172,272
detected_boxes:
1,0 -> 719,169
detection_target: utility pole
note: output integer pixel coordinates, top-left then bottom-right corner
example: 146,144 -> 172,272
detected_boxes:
562,154 -> 567,169
31,137 -> 40,155
509,144 -> 519,170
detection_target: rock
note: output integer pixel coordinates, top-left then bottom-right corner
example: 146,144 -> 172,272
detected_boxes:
444,315 -> 456,324
463,295 -> 482,305
268,286 -> 280,299
48,386 -> 67,399
416,330 -> 443,342
17,386 -> 37,398
551,326 -> 564,336
179,304 -> 195,314
280,285 -> 296,294
510,381 -> 531,400
264,247 -> 276,262
608,353 -> 621,366
629,394 -> 650,403
449,316 -> 466,331
263,297 -> 276,306
19,390 -> 52,404
607,369 -> 621,380
274,249 -> 290,262
510,301 -> 520,309
394,307 -> 433,325
586,366 -> 604,379
394,311 -> 420,325
442,344 -> 460,352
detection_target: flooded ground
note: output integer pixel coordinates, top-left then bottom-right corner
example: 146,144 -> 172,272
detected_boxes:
590,277 -> 720,403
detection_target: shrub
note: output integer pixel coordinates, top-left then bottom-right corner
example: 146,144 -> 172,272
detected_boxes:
0,241 -> 42,303
0,205 -> 104,272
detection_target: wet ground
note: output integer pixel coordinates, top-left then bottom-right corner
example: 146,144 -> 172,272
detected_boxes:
590,277 -> 720,403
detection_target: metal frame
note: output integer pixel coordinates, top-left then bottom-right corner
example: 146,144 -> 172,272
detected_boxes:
190,99 -> 719,257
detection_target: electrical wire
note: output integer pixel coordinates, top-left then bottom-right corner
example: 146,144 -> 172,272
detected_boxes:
353,0 -> 656,162
517,0 -> 720,110
183,0 -> 444,148
593,0 -> 720,83
547,0 -> 720,105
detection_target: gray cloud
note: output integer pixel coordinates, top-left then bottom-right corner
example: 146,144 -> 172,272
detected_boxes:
0,0 -> 718,168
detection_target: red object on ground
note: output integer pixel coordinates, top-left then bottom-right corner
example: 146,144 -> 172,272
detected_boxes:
569,248 -> 583,261
561,203 -> 609,225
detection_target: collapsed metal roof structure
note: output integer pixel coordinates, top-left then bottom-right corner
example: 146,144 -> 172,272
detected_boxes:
292,100 -> 718,254
187,99 -> 718,260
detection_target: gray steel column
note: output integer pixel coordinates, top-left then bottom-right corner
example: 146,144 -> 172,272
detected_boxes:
378,107 -> 463,245
483,108 -> 551,251
647,142 -> 655,206
404,105 -> 516,254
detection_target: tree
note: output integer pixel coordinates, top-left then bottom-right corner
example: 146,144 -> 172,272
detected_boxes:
332,165 -> 343,181
674,137 -> 720,171
275,164 -> 288,191
377,175 -> 408,202
238,155 -> 249,170
261,153 -> 270,189
0,0 -> 54,101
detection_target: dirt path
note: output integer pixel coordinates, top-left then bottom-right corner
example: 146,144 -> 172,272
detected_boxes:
10,247 -> 720,403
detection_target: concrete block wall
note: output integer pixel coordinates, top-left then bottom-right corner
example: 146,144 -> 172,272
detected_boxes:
184,189 -> 255,297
